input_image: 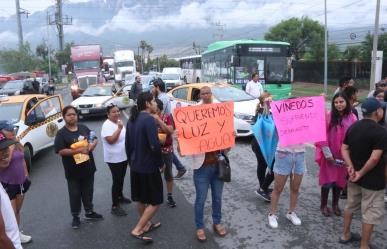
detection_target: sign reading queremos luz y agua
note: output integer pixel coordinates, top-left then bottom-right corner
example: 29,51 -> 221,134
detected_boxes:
271,96 -> 327,147
173,102 -> 235,155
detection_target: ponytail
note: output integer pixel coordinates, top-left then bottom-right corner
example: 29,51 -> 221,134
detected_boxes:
130,105 -> 139,122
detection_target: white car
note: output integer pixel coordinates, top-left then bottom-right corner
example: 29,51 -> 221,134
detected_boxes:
0,94 -> 65,170
161,73 -> 184,90
168,83 -> 259,137
71,84 -> 132,117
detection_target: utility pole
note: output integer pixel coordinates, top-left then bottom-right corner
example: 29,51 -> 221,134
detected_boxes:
15,0 -> 29,50
370,0 -> 381,90
46,11 -> 52,79
15,0 -> 23,49
323,0 -> 328,95
48,0 -> 72,51
213,21 -> 226,41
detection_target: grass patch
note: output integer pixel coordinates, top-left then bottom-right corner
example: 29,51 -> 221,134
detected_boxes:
292,82 -> 369,102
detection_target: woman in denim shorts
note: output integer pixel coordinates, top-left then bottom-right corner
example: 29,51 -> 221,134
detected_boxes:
268,144 -> 306,229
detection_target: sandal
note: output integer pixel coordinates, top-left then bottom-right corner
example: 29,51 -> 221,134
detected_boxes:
131,233 -> 153,244
332,206 -> 342,217
338,232 -> 361,244
213,224 -> 227,237
144,222 -> 161,233
320,206 -> 331,217
196,229 -> 207,242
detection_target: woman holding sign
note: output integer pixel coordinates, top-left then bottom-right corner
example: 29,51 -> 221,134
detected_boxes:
315,93 -> 357,217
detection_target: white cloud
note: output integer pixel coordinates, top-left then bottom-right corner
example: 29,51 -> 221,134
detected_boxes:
0,31 -> 18,47
63,0 -> 385,36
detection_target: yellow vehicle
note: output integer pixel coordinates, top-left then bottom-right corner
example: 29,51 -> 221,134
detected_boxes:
167,83 -> 259,137
0,94 -> 65,169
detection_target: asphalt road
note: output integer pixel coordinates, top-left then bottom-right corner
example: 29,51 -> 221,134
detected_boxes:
21,89 -> 386,249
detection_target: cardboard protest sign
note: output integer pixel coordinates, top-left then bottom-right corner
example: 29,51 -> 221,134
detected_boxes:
174,102 -> 235,155
271,96 -> 326,146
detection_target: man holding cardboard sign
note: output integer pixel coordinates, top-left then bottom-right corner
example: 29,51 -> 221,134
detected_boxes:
174,86 -> 234,241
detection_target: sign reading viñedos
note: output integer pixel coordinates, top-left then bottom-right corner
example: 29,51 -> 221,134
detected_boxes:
174,102 -> 235,155
271,96 -> 326,147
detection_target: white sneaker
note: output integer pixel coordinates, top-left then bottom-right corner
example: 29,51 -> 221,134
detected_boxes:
286,212 -> 302,226
19,231 -> 32,244
268,213 -> 278,228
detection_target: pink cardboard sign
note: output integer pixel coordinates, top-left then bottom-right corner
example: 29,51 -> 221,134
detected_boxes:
271,96 -> 327,146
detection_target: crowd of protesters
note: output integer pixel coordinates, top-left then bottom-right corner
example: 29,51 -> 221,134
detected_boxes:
0,74 -> 385,248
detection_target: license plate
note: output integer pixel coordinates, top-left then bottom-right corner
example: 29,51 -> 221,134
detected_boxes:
81,109 -> 89,114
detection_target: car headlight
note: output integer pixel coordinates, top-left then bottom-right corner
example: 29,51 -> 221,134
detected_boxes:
94,103 -> 104,108
234,112 -> 254,121
71,85 -> 78,90
15,90 -> 20,95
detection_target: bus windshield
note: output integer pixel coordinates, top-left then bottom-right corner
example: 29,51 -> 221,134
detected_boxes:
239,56 -> 290,83
74,60 -> 99,70
265,57 -> 290,82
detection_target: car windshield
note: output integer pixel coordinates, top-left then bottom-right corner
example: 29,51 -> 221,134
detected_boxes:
74,60 -> 99,70
124,75 -> 135,83
82,86 -> 112,96
3,81 -> 24,90
0,103 -> 23,123
212,86 -> 254,102
161,74 -> 180,80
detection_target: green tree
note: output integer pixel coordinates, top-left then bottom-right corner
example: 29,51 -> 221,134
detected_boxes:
0,43 -> 39,73
360,32 -> 387,61
55,42 -> 74,68
343,45 -> 362,61
264,17 -> 324,60
36,42 -> 48,60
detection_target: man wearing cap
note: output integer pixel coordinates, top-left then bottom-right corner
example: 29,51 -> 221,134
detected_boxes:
0,132 -> 23,249
340,98 -> 387,249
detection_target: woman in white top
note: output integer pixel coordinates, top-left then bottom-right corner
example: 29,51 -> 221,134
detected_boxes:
101,104 -> 131,217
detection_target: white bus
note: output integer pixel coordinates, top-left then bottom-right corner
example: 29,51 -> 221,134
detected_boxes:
179,55 -> 201,83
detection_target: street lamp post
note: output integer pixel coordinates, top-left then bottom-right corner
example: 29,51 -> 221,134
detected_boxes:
323,0 -> 328,95
370,0 -> 381,90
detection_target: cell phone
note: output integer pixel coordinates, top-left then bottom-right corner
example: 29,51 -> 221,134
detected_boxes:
321,146 -> 333,159
335,159 -> 345,166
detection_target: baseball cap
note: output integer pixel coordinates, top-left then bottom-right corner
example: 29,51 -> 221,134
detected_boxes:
361,97 -> 385,114
0,121 -> 15,132
0,132 -> 16,150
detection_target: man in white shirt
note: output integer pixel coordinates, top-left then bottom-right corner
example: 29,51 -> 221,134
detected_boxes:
245,73 -> 264,99
0,132 -> 22,249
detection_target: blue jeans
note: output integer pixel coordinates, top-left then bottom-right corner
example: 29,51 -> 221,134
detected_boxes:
173,152 -> 186,171
193,165 -> 224,229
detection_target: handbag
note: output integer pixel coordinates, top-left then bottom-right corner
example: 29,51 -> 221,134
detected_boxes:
217,153 -> 231,182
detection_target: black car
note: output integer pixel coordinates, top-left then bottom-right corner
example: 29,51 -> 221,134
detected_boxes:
0,80 -> 35,96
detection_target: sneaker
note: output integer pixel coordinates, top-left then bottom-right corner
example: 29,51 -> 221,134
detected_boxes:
111,206 -> 127,216
85,211 -> 104,220
286,212 -> 302,226
174,170 -> 187,179
118,196 -> 132,204
72,217 -> 81,229
19,231 -> 32,244
255,189 -> 271,202
268,214 -> 278,229
167,196 -> 177,208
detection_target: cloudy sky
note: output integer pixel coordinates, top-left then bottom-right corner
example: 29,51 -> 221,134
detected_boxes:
0,0 -> 385,55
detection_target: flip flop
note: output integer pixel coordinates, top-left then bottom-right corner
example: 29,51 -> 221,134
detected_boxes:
131,233 -> 153,244
339,232 -> 361,244
144,222 -> 161,233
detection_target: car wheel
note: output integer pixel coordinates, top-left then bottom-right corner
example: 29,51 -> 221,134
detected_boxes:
24,144 -> 32,173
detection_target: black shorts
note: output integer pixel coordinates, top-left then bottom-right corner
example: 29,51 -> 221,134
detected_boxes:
130,170 -> 163,205
1,179 -> 31,200
162,152 -> 173,182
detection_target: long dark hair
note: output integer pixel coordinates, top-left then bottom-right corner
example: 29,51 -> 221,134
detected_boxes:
129,92 -> 154,122
329,92 -> 352,129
